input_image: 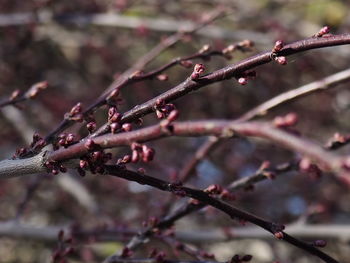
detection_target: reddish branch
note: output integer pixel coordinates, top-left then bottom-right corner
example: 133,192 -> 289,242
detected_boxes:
89,33 -> 350,138
48,121 -> 345,175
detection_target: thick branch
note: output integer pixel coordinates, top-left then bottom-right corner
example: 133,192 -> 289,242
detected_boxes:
49,121 -> 344,174
1,120 -> 346,179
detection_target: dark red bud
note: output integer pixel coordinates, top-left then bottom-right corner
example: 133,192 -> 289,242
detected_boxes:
274,231 -> 284,239
66,134 -> 75,143
80,160 -> 89,169
86,122 -> 96,133
313,239 -> 327,247
110,122 -> 121,134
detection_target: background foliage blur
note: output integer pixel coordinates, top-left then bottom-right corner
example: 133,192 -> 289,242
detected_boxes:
0,0 -> 350,262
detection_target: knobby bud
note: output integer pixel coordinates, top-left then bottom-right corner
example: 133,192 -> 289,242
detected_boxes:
156,74 -> 168,81
199,44 -> 211,53
180,60 -> 193,68
122,123 -> 132,132
204,184 -> 223,194
26,81 -> 48,99
272,40 -> 284,52
190,63 -> 205,80
274,231 -> 284,239
86,122 -> 96,133
274,56 -> 287,65
315,26 -> 330,37
273,112 -> 298,128
84,139 -> 95,150
10,89 -> 21,100
313,239 -> 327,247
238,77 -> 248,85
110,122 -> 121,134
238,39 -> 254,49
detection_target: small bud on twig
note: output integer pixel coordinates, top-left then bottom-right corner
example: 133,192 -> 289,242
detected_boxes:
272,40 -> 284,52
315,26 -> 330,37
238,77 -> 248,85
190,63 -> 205,80
274,56 -> 287,65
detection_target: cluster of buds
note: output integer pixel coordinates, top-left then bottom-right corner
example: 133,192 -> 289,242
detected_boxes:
314,26 -> 330,38
130,142 -> 155,163
25,81 -> 48,99
190,63 -> 205,80
52,230 -> 75,263
57,133 -> 76,148
273,112 -> 298,128
154,99 -> 178,120
229,254 -> 253,263
65,102 -> 83,122
13,147 -> 29,159
235,70 -> 256,86
79,149 -> 112,176
81,138 -> 113,175
271,40 -> 287,65
45,160 -> 67,175
108,106 -> 124,134
30,132 -> 46,151
299,158 -> 323,179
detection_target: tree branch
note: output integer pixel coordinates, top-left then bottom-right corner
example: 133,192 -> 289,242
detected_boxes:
103,166 -> 338,263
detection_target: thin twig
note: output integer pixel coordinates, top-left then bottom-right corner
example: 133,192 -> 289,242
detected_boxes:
103,166 -> 338,263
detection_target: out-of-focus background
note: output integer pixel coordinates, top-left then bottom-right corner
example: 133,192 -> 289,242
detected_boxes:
0,1 -> 350,262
